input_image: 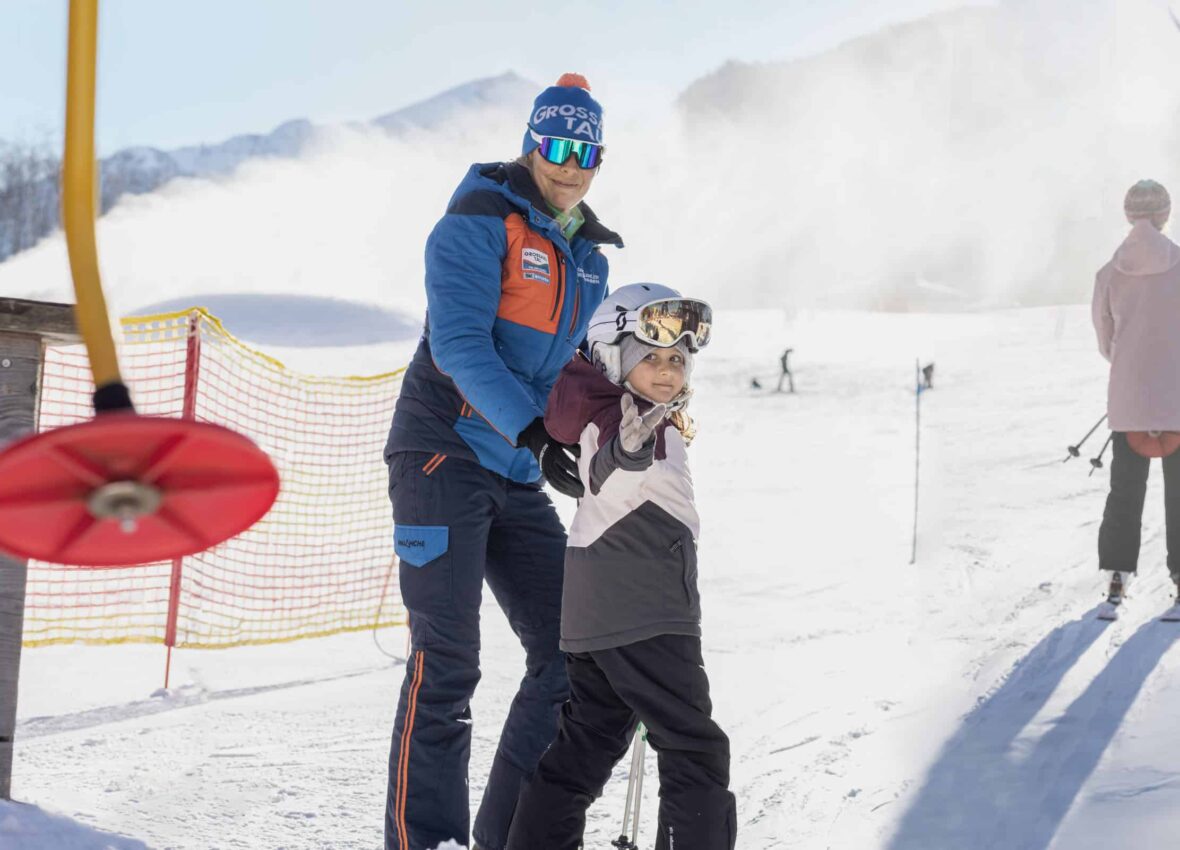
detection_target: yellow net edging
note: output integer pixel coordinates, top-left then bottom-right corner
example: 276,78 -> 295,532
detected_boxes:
24,307 -> 407,649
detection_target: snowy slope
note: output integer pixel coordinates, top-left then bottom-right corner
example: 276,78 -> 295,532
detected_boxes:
12,303 -> 1180,849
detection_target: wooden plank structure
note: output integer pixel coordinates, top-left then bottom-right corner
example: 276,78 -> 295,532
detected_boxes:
0,298 -> 80,799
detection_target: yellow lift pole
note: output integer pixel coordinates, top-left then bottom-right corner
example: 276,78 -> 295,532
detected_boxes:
62,0 -> 127,404
0,0 -> 279,570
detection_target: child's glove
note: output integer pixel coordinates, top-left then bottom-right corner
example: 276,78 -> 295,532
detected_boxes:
518,417 -> 584,498
619,394 -> 667,456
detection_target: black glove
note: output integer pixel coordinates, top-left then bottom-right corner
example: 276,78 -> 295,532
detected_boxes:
518,417 -> 584,499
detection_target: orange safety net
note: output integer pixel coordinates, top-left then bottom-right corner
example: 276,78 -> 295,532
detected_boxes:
24,308 -> 406,648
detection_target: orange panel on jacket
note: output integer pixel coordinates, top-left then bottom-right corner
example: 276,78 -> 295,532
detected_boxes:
498,213 -> 562,334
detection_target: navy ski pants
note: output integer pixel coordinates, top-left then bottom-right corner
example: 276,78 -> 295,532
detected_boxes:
385,451 -> 569,850
505,635 -> 737,850
1099,432 -> 1180,576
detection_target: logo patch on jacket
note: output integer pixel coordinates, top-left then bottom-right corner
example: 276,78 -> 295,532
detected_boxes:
522,248 -> 551,284
577,267 -> 602,286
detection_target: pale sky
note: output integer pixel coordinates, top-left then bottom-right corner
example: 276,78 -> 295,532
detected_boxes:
4,0 -> 982,154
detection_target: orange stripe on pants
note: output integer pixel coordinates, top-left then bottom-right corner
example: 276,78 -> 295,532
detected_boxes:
395,650 -> 425,849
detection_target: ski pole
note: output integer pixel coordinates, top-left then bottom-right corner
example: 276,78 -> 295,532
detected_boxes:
1089,433 -> 1114,477
1064,414 -> 1108,462
613,723 -> 647,850
629,727 -> 647,847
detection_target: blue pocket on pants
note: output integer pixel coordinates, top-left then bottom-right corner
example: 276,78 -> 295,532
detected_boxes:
395,525 -> 449,567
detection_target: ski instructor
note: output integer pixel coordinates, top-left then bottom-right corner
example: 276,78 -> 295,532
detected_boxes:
382,74 -> 622,850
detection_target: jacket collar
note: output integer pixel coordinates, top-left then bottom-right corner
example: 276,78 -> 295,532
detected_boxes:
479,161 -> 624,249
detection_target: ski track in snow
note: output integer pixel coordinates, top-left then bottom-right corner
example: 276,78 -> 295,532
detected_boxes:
13,306 -> 1180,849
18,666 -> 391,740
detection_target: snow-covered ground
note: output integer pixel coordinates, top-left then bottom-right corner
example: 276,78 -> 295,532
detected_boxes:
11,303 -> 1180,849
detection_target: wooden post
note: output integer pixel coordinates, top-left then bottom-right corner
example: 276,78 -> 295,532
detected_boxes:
0,298 -> 79,800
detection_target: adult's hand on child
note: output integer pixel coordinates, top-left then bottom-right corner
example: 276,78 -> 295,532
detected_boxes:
518,417 -> 584,499
619,394 -> 667,455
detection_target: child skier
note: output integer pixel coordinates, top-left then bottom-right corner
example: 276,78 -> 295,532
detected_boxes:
505,283 -> 737,850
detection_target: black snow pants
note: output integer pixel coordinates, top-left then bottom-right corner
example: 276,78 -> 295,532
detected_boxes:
505,634 -> 737,850
1098,432 -> 1180,576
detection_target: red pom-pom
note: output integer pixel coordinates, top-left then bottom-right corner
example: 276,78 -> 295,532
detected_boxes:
556,73 -> 591,90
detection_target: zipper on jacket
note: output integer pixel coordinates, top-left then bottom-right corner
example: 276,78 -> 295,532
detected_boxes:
549,255 -> 565,323
567,276 -> 580,338
670,538 -> 693,603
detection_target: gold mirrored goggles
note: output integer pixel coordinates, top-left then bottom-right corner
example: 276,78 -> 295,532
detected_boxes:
634,298 -> 712,351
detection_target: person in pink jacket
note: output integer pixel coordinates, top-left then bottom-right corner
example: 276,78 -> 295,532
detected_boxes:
1092,179 -> 1180,610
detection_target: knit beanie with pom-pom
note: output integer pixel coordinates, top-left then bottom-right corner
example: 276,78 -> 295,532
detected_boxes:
522,73 -> 604,154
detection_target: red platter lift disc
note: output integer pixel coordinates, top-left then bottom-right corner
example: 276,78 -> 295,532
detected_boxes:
0,414 -> 279,567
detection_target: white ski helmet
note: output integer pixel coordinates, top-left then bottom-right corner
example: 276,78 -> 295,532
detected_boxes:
586,282 -> 708,386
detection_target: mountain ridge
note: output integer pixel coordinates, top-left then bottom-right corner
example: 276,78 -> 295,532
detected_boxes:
0,71 -> 538,263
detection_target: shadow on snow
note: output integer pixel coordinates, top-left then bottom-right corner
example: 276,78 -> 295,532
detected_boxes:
888,609 -> 1180,850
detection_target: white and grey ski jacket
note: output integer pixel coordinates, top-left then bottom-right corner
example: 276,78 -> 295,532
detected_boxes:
545,355 -> 702,652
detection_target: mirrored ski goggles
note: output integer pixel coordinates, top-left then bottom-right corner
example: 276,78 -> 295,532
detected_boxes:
634,298 -> 713,351
529,129 -> 604,169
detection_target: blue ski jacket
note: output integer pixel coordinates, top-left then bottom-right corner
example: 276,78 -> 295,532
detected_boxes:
385,161 -> 622,482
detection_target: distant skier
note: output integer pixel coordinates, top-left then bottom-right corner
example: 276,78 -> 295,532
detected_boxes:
922,362 -> 935,390
505,284 -> 737,850
1092,179 -> 1180,613
777,347 -> 795,393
